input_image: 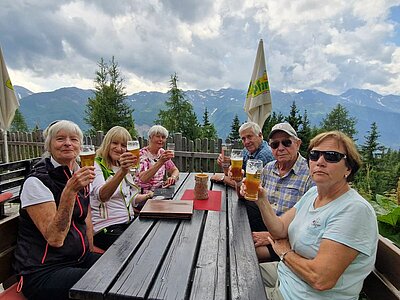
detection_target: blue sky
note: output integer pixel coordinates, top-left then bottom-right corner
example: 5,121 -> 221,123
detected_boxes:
1,1 -> 400,96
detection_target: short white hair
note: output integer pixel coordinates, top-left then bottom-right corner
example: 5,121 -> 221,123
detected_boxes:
148,125 -> 169,138
43,120 -> 83,156
239,122 -> 262,136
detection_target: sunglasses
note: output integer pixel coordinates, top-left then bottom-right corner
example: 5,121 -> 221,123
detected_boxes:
269,139 -> 293,149
309,150 -> 347,163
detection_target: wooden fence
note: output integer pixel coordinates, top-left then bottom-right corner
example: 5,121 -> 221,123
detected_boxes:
0,131 -> 241,173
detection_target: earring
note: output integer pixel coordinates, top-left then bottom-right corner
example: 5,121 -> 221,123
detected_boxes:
344,174 -> 348,178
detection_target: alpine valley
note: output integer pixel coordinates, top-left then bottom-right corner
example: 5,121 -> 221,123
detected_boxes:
14,86 -> 400,149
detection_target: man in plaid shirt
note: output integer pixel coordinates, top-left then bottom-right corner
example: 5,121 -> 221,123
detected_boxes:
250,123 -> 314,262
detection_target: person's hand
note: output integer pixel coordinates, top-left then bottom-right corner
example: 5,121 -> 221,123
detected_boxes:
217,154 -> 223,167
239,177 -> 247,197
252,231 -> 272,247
119,152 -> 138,172
68,166 -> 95,193
163,175 -> 177,187
267,237 -> 291,257
228,166 -> 243,182
159,150 -> 174,163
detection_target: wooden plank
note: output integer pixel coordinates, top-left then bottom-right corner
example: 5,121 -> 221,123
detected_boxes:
69,219 -> 155,300
363,269 -> 400,300
190,182 -> 227,300
147,210 -> 205,300
108,220 -> 179,300
227,188 -> 267,300
375,235 -> 400,290
0,214 -> 19,284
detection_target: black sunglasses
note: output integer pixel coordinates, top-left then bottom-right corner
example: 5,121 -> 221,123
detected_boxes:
269,139 -> 293,149
309,150 -> 347,163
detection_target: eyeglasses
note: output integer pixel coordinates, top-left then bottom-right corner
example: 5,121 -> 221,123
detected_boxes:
309,150 -> 347,163
269,139 -> 293,149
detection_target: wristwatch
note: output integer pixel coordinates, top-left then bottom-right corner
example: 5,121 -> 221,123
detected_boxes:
279,249 -> 294,262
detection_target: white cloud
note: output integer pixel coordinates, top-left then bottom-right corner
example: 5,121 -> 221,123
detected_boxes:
0,0 -> 399,95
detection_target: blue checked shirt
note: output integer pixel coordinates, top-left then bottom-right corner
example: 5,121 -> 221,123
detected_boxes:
261,154 -> 314,216
242,141 -> 274,172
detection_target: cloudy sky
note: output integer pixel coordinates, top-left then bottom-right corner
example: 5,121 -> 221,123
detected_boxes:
1,0 -> 400,95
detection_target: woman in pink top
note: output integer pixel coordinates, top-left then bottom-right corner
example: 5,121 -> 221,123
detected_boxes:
137,125 -> 180,193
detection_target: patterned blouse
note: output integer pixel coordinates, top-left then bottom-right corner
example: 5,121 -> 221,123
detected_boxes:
137,147 -> 176,192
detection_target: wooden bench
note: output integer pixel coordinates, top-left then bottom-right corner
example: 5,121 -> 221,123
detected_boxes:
0,158 -> 40,218
362,235 -> 400,299
0,159 -> 40,299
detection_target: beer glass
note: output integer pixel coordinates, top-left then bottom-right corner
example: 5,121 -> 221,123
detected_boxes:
230,149 -> 243,181
221,143 -> 232,175
127,140 -> 140,174
244,159 -> 263,201
80,145 -> 95,167
167,143 -> 175,157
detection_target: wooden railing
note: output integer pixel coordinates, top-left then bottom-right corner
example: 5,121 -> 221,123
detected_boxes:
0,131 -> 241,173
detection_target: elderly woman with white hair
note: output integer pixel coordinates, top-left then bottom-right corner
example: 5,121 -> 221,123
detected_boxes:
137,125 -> 179,193
13,120 -> 100,300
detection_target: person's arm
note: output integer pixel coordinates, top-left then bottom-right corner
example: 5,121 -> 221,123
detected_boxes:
252,231 -> 272,247
26,166 -> 95,247
164,167 -> 179,187
138,150 -> 174,183
85,208 -> 94,252
269,238 -> 358,291
97,152 -> 137,202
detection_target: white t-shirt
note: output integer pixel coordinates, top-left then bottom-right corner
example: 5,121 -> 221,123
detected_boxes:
90,161 -> 139,233
20,157 -> 80,208
278,187 -> 378,300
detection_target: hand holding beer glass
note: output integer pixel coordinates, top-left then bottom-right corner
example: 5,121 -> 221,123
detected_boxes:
80,145 -> 95,167
127,140 -> 140,174
244,159 -> 263,201
221,143 -> 232,175
230,149 -> 243,181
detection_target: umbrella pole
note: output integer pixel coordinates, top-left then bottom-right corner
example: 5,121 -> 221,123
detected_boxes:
3,129 -> 9,163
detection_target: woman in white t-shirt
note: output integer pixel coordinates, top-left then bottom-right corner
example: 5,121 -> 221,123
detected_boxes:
91,126 -> 152,250
241,131 -> 378,300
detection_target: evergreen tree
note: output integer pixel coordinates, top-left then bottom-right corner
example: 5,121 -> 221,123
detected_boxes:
85,57 -> 136,136
262,111 -> 285,139
320,104 -> 357,139
284,101 -> 302,132
200,107 -> 217,139
10,109 -> 28,131
228,114 -> 241,141
297,110 -> 312,156
360,122 -> 380,167
156,74 -> 200,140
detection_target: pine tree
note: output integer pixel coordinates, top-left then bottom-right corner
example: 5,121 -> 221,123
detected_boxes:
320,104 -> 357,139
156,74 -> 200,140
285,101 -> 302,132
200,107 -> 217,139
297,110 -> 312,156
85,57 -> 136,136
228,114 -> 241,141
10,109 -> 28,132
361,122 -> 380,167
262,111 -> 285,139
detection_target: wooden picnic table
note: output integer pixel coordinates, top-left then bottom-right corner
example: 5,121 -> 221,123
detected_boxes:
69,172 -> 267,300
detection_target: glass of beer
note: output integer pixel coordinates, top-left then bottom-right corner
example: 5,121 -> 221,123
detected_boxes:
221,143 -> 232,175
230,149 -> 243,181
244,159 -> 263,201
80,145 -> 95,167
167,143 -> 175,157
127,140 -> 140,174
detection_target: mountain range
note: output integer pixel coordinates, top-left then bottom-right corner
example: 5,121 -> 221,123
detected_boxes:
14,85 -> 400,149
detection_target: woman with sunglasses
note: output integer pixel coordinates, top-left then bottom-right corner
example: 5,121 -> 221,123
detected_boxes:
243,131 -> 378,300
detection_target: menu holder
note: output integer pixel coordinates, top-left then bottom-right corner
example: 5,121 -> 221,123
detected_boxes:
139,199 -> 194,220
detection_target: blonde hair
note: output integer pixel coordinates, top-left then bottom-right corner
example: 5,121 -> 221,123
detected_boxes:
308,131 -> 362,182
43,120 -> 83,157
96,126 -> 132,168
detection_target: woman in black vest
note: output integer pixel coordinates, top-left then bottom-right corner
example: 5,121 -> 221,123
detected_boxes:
13,120 -> 100,300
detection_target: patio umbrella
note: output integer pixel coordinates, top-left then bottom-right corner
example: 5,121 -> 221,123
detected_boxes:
244,39 -> 272,129
0,47 -> 20,163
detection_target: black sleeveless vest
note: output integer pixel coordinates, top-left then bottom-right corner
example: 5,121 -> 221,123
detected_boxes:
13,158 -> 90,275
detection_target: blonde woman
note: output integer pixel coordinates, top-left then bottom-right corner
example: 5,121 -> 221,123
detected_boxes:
91,126 -> 152,250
